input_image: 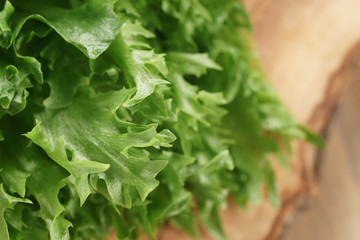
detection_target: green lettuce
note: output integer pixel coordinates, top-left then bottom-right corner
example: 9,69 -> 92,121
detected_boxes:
0,0 -> 317,239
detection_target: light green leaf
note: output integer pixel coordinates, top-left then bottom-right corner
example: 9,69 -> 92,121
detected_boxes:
0,184 -> 32,240
26,88 -> 173,207
0,166 -> 29,198
107,21 -> 169,107
15,0 -> 122,59
40,37 -> 91,109
50,214 -> 73,240
26,125 -> 110,205
0,63 -> 32,119
167,52 -> 222,77
0,0 -> 14,48
198,91 -> 227,106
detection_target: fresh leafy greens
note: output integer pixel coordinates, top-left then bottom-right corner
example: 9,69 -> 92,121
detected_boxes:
0,0 -> 316,239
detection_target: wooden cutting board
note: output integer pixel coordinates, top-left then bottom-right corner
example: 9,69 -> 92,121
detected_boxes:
155,0 -> 360,239
282,68 -> 360,240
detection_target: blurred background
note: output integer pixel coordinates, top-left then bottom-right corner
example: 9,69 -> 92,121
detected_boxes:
281,62 -> 360,240
243,0 -> 360,239
154,0 -> 360,239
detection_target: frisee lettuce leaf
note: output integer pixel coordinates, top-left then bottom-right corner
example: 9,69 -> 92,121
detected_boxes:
0,0 -> 317,239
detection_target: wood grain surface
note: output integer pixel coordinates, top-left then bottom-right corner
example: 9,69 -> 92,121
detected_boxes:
282,66 -> 360,240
